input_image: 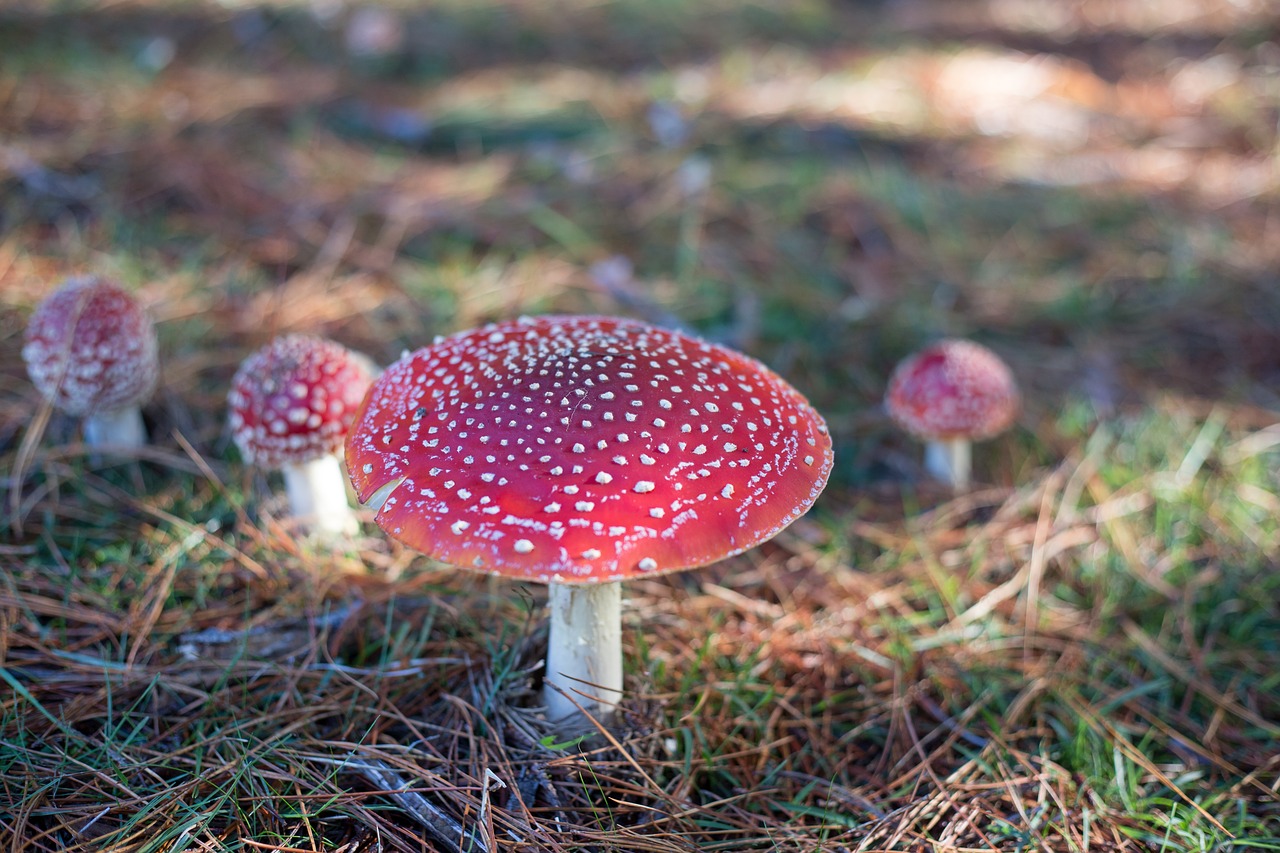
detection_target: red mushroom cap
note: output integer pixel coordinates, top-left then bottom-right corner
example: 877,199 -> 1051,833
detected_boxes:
229,334 -> 376,469
885,339 -> 1019,441
23,276 -> 159,418
346,315 -> 834,584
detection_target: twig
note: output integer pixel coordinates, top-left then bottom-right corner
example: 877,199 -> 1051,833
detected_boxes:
308,755 -> 486,853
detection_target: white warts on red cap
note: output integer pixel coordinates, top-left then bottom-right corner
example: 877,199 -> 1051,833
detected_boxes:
228,335 -> 376,469
346,315 -> 834,584
885,339 -> 1019,441
23,276 -> 158,418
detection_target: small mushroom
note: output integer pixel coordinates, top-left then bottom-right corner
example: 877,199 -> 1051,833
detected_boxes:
229,334 -> 376,538
346,315 -> 834,724
23,276 -> 158,450
885,338 -> 1019,491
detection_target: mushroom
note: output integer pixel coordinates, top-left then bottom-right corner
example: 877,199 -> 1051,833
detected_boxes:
885,338 -> 1019,491
228,334 -> 376,537
346,315 -> 834,723
23,276 -> 159,450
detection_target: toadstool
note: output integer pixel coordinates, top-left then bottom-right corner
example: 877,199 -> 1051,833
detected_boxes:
229,334 -> 376,537
345,315 -> 834,723
885,338 -> 1019,491
23,276 -> 159,450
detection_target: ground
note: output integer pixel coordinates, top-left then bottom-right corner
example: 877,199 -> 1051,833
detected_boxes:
1,0 -> 1278,850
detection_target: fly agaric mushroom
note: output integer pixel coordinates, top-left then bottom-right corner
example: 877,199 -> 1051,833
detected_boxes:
346,315 -> 834,723
885,338 -> 1019,491
229,334 -> 376,537
23,276 -> 159,450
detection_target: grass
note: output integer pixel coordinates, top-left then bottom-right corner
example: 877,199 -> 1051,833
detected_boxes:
2,0 -> 1280,850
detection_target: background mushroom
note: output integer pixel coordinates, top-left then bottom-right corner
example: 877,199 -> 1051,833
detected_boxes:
346,315 -> 834,724
23,275 -> 159,450
229,334 -> 376,538
885,338 -> 1019,491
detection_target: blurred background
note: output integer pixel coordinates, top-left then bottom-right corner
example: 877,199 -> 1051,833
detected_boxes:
4,0 -> 1279,466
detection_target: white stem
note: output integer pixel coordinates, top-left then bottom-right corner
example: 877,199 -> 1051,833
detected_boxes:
544,581 -> 623,723
282,455 -> 359,537
924,438 -> 972,491
83,406 -> 146,450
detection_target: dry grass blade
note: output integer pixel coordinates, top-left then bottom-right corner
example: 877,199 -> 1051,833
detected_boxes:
5,395 -> 53,539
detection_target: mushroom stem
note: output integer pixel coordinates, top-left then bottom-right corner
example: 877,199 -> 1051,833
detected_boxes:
544,581 -> 623,723
924,438 -> 971,491
83,406 -> 147,450
282,455 -> 359,536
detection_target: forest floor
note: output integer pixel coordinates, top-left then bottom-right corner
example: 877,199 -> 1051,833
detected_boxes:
1,0 -> 1278,850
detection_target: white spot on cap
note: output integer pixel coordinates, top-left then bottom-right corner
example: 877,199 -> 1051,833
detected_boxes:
582,549 -> 602,560
649,507 -> 664,518
638,557 -> 657,571
721,484 -> 734,498
544,502 -> 562,513
450,520 -> 469,534
634,481 -> 655,493
595,472 -> 614,484
514,539 -> 534,553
